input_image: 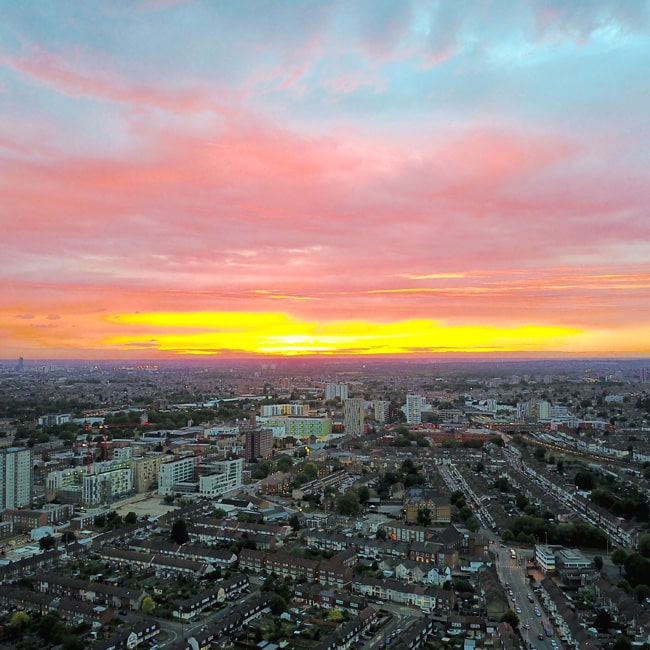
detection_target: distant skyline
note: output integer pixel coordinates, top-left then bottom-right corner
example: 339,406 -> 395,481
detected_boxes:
1,1 -> 649,360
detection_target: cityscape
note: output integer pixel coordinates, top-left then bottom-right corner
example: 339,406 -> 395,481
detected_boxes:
0,356 -> 649,650
1,2 -> 650,650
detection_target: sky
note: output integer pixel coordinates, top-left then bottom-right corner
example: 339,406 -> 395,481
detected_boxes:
1,0 -> 649,361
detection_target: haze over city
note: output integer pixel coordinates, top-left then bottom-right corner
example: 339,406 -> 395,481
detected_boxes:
1,1 -> 649,360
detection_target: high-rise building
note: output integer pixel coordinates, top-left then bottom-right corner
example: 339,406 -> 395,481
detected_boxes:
0,447 -> 33,510
324,383 -> 348,401
374,400 -> 390,424
15,357 -> 24,372
405,395 -> 423,425
245,428 -> 273,460
343,398 -> 365,436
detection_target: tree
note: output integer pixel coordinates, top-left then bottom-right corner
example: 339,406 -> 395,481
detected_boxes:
612,548 -> 628,575
336,491 -> 361,516
417,507 -> 432,527
38,613 -> 66,644
63,636 -> 85,650
634,583 -> 650,603
358,485 -> 371,504
142,595 -> 155,614
303,462 -> 319,479
328,609 -> 344,622
39,534 -> 56,551
466,516 -> 480,533
494,477 -> 510,492
124,511 -> 138,525
268,593 -> 287,615
376,528 -> 387,541
500,609 -> 519,629
289,514 -> 301,531
533,448 -> 546,462
594,556 -> 604,572
10,610 -> 30,628
170,519 -> 190,545
574,470 -> 595,491
612,636 -> 632,650
594,609 -> 612,632
276,455 -> 293,473
637,533 -> 650,558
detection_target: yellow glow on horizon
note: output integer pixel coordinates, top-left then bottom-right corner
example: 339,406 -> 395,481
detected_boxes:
397,273 -> 467,280
103,311 -> 583,356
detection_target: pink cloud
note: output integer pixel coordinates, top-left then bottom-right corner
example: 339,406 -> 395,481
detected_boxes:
0,46 -> 231,115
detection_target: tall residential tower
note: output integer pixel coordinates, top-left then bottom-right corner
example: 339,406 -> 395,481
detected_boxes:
0,447 -> 32,510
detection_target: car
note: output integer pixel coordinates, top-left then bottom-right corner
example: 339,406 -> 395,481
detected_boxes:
523,624 -> 531,630
516,607 -> 522,614
118,609 -> 128,616
538,633 -> 545,640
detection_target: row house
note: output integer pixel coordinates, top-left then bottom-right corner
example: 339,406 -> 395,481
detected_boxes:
238,549 -> 353,588
293,584 -> 368,613
3,505 -> 75,532
352,576 -> 438,613
96,547 -> 209,579
318,560 -> 355,590
90,522 -> 152,549
477,566 -> 509,621
0,549 -> 61,581
332,548 -> 357,568
302,530 -> 353,552
204,517 -> 292,540
311,607 -> 377,650
130,540 -> 238,568
392,617 -> 436,650
381,522 -> 432,543
172,573 -> 249,620
189,522 -> 242,545
210,593 -> 273,642
265,552 -> 318,583
94,621 -> 160,650
408,541 -> 446,564
0,586 -> 114,626
391,559 -> 451,585
238,548 -> 266,573
302,530 -> 408,558
356,538 -> 410,560
36,574 -> 146,611
446,615 -> 486,638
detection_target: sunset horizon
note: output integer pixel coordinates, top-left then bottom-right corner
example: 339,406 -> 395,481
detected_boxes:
1,2 -> 649,361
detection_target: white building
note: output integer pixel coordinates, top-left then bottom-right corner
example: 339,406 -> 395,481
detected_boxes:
260,403 -> 308,417
198,458 -> 243,497
404,395 -> 424,425
324,383 -> 348,401
159,456 -> 195,495
159,456 -> 243,497
0,447 -> 32,510
83,459 -> 133,506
